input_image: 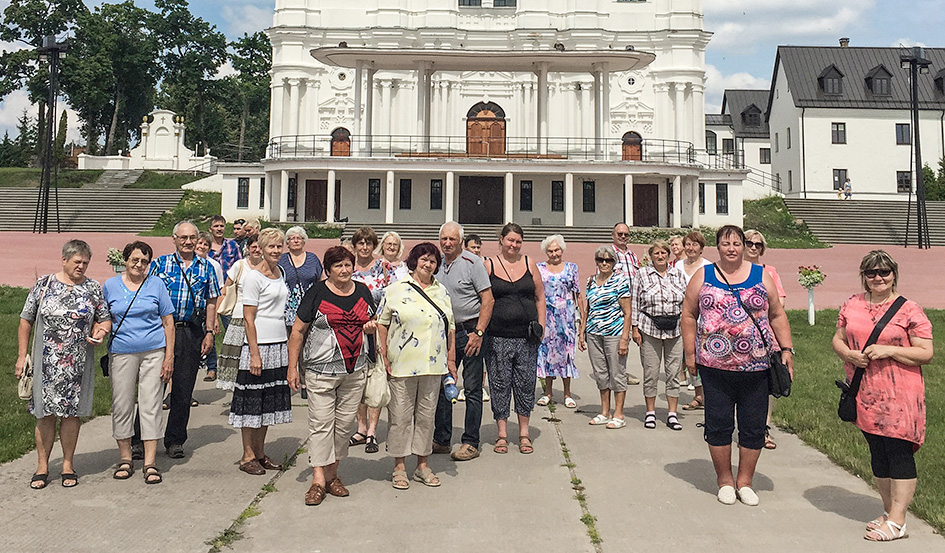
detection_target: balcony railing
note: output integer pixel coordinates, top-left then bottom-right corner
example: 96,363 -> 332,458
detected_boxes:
266,134 -> 697,165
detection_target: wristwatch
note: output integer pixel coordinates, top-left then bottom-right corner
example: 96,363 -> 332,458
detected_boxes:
474,328 -> 484,337
782,347 -> 796,355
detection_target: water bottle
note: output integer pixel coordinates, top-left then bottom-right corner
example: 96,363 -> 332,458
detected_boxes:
443,375 -> 459,404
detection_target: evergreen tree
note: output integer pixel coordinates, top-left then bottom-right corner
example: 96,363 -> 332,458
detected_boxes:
55,109 -> 68,166
0,132 -> 16,166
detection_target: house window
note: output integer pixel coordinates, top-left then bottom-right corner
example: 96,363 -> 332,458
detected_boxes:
705,131 -> 717,154
788,170 -> 793,192
786,127 -> 792,149
833,169 -> 848,190
368,179 -> 381,209
774,132 -> 779,152
831,122 -> 847,144
715,183 -> 728,215
258,178 -> 266,208
458,0 -> 481,6
745,112 -> 761,127
399,179 -> 412,209
759,148 -> 771,164
873,78 -> 890,95
824,77 -> 842,94
582,181 -> 595,212
698,182 -> 705,214
430,179 -> 443,210
897,171 -> 912,193
493,0 -> 516,5
896,123 -> 911,145
722,138 -> 735,155
551,180 -> 564,212
520,180 -> 533,211
667,180 -> 674,213
237,178 -> 249,209
287,177 -> 297,209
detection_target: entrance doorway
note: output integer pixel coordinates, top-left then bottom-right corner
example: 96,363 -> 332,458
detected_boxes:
305,179 -> 341,222
466,102 -> 506,157
459,176 -> 504,224
622,131 -> 643,161
633,183 -> 658,227
330,128 -> 350,157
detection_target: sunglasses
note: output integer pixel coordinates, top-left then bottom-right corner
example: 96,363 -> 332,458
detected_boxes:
614,232 -> 630,238
745,240 -> 763,249
595,257 -> 615,263
863,268 -> 892,278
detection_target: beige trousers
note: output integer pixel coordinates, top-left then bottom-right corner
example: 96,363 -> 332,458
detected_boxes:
109,348 -> 166,441
387,375 -> 440,458
639,333 -> 683,398
305,369 -> 366,467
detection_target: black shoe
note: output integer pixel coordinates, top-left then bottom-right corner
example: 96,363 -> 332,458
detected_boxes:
131,443 -> 144,461
165,444 -> 185,459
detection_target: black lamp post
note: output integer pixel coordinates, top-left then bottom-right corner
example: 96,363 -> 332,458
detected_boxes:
900,46 -> 932,249
33,35 -> 69,234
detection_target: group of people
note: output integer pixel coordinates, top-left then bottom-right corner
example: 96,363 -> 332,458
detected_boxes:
13,218 -> 932,541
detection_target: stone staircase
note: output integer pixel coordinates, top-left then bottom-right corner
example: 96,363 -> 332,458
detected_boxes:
342,222 -> 616,243
83,169 -> 144,189
0,188 -> 184,232
782,198 -> 945,246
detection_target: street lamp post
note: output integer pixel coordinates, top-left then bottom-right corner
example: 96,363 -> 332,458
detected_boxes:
33,35 -> 69,234
900,47 -> 932,249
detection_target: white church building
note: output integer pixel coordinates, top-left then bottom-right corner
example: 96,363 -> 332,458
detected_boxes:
219,0 -> 748,228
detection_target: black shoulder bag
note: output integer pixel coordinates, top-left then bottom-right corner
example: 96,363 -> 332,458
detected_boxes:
100,277 -> 146,377
836,296 -> 907,422
714,264 -> 792,398
174,255 -> 207,333
406,280 -> 450,331
493,256 -> 543,345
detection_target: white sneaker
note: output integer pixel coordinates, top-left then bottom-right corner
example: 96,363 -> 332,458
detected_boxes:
457,389 -> 466,402
482,388 -> 490,402
717,485 -> 737,505
737,487 -> 759,506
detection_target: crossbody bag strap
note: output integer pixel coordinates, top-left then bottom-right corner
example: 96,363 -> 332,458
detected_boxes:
714,263 -> 770,349
108,276 -> 147,349
406,281 -> 449,330
848,295 -> 908,396
173,254 -> 200,308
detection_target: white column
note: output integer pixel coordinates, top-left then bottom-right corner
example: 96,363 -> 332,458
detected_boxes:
592,66 -> 602,156
691,176 -> 700,228
653,82 -> 669,139
537,62 -> 549,155
385,170 -> 395,223
286,78 -> 300,137
416,61 -> 431,151
692,83 -> 706,149
624,174 -> 634,226
297,78 -> 309,136
270,80 -> 285,139
263,172 -> 272,219
564,173 -> 574,227
600,63 -> 610,160
365,68 -> 375,155
673,83 -> 683,142
352,60 -> 364,154
279,170 -> 290,222
326,169 -> 336,223
672,175 -> 681,228
504,172 -> 514,223
445,171 -> 455,222
423,64 -> 433,149
297,174 -> 307,222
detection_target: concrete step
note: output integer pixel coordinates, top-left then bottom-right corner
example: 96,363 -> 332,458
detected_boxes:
783,198 -> 945,246
83,169 -> 144,189
343,222 -> 620,243
0,188 -> 184,232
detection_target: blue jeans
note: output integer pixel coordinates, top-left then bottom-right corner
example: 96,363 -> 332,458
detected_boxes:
434,327 -> 486,449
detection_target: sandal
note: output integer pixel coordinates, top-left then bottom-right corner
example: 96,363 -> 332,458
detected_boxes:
30,473 -> 49,490
143,464 -> 163,484
391,469 -> 410,490
606,418 -> 627,429
349,432 -> 368,446
61,472 -> 79,488
867,512 -> 889,531
682,398 -> 704,411
413,467 -> 441,487
536,395 -> 551,407
764,426 -> 777,449
666,414 -> 683,431
113,460 -> 134,480
305,482 -> 327,505
865,520 -> 907,541
564,397 -> 577,409
589,414 -> 611,426
518,436 -> 534,454
365,435 -> 379,454
493,437 -> 508,454
644,413 -> 657,429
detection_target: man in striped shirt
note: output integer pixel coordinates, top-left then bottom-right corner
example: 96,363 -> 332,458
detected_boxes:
611,223 -> 641,279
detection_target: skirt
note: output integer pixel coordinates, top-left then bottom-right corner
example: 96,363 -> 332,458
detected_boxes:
217,318 -> 245,391
228,342 -> 293,429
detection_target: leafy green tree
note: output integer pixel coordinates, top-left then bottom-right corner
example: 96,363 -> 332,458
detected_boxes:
924,158 -> 945,201
228,31 -> 271,161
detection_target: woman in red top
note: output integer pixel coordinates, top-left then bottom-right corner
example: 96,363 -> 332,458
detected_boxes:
832,250 -> 933,542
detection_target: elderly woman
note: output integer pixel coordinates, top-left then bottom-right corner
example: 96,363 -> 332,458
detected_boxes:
279,226 -> 324,330
103,241 -> 175,484
16,240 -> 110,489
681,225 -> 794,507
676,230 -> 712,410
580,245 -> 631,429
240,219 -> 261,256
485,223 -> 545,453
669,235 -> 685,264
378,242 -> 457,489
631,240 -> 687,430
743,229 -> 786,449
377,231 -> 409,283
229,228 -> 293,476
217,235 -> 263,391
833,251 -> 933,541
350,226 -> 390,454
536,234 -> 584,409
288,246 -> 377,505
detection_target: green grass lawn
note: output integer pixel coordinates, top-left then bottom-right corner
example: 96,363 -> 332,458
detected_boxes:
124,170 -> 205,189
0,168 -> 103,188
139,191 -> 224,236
776,310 -> 945,534
743,196 -> 829,249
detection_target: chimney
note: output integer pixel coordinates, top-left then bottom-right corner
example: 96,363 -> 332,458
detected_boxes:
839,37 -> 850,48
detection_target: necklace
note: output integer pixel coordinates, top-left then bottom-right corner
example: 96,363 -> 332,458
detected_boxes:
867,293 -> 893,323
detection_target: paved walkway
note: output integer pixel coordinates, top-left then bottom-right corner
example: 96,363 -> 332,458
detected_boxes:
1,352 -> 939,552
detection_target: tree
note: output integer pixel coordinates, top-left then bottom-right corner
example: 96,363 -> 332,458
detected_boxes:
0,132 -> 16,166
228,32 -> 271,161
55,109 -> 68,166
11,109 -> 37,166
924,158 -> 945,201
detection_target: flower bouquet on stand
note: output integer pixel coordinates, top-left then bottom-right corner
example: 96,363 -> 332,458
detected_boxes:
107,247 -> 125,273
798,265 -> 826,325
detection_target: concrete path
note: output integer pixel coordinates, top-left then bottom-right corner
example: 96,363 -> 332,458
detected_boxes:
1,352 -> 939,552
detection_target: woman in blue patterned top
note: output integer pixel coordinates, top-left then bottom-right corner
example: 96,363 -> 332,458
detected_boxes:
580,245 -> 632,429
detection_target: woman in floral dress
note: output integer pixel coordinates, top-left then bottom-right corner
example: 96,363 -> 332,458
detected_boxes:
536,235 -> 585,409
16,240 -> 111,489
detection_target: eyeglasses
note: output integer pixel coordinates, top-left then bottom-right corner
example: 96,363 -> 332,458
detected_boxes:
126,257 -> 150,267
745,240 -> 763,249
595,257 -> 614,263
863,268 -> 892,278
614,232 -> 630,238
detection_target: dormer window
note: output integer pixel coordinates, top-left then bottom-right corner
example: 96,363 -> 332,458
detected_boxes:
935,69 -> 945,94
818,65 -> 844,95
866,65 -> 893,96
741,104 -> 763,127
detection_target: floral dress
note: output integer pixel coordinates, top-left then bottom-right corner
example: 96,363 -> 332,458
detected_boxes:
537,262 -> 580,379
20,274 -> 110,418
353,258 -> 390,306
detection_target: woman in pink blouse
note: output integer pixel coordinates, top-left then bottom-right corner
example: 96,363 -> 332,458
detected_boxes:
832,250 -> 933,542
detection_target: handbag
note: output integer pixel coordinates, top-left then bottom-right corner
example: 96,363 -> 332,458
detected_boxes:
643,311 -> 680,331
19,276 -> 52,400
100,276 -> 147,377
714,264 -> 792,398
494,256 -> 543,345
218,260 -> 244,317
363,356 -> 391,408
836,296 -> 907,422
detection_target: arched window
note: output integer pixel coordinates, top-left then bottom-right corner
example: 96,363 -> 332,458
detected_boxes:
622,131 -> 643,161
705,130 -> 718,155
466,102 -> 506,156
330,127 -> 350,157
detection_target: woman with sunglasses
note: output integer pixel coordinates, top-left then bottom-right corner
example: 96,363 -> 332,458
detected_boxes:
832,250 -> 933,541
580,245 -> 632,429
743,230 -> 786,449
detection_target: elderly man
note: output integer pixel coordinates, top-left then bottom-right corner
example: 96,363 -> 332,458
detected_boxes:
208,215 -> 241,275
150,221 -> 221,458
432,221 -> 494,461
610,222 -> 642,385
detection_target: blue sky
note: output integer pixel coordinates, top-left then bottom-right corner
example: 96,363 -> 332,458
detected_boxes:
0,0 -> 941,139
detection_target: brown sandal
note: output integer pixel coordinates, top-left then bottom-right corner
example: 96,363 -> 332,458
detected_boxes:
305,483 -> 326,505
493,437 -> 508,454
682,398 -> 705,411
143,464 -> 163,484
327,477 -> 349,497
519,436 -> 534,454
113,460 -> 134,480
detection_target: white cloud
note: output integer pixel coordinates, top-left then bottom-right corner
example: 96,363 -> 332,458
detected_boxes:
214,60 -> 237,79
221,3 -> 273,38
892,38 -> 928,48
0,90 -> 84,144
703,64 -> 771,114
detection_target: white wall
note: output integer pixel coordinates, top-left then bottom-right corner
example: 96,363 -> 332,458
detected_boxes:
768,66 -> 804,197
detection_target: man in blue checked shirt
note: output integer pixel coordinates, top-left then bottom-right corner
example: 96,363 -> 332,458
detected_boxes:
149,220 -> 221,459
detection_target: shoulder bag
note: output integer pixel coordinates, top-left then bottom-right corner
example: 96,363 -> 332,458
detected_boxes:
100,276 -> 147,377
714,264 -> 792,398
18,276 -> 52,399
173,255 -> 207,332
493,257 -> 543,345
218,260 -> 244,317
836,296 -> 907,422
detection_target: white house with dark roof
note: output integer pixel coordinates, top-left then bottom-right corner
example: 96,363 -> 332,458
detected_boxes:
766,44 -> 945,200
705,89 -> 779,199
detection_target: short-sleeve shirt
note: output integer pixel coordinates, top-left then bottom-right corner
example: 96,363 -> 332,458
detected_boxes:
241,268 -> 289,344
585,273 -> 631,336
674,257 -> 712,286
296,280 -> 375,374
763,264 -> 786,299
225,259 -> 253,319
103,276 -> 175,354
435,250 -> 491,323
279,252 -> 324,326
149,253 -> 221,323
631,265 -> 687,339
612,245 -> 640,279
209,238 -> 241,274
353,258 -> 390,306
206,257 -> 224,293
838,294 -> 932,448
378,276 -> 455,377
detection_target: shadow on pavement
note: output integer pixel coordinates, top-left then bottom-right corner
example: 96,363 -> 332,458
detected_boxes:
804,485 -> 877,522
664,458 -> 775,496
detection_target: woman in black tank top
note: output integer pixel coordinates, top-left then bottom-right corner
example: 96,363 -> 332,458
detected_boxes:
484,223 -> 546,455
